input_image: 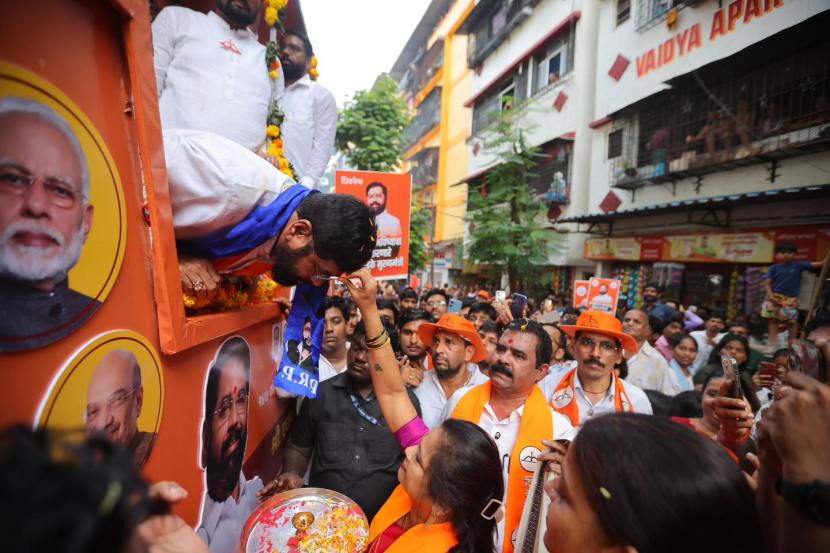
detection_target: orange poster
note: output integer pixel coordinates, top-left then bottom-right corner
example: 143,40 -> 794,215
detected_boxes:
336,170 -> 411,280
573,280 -> 591,308
586,278 -> 622,315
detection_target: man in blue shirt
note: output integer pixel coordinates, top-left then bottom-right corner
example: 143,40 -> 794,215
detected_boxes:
642,283 -> 677,324
762,242 -> 822,350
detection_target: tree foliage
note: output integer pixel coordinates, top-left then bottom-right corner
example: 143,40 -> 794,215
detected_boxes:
408,198 -> 432,272
336,75 -> 410,171
465,104 -> 561,290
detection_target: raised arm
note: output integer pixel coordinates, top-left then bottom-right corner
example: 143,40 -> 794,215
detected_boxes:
342,269 -> 418,432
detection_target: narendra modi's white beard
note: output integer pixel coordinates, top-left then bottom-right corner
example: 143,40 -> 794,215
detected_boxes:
0,219 -> 85,284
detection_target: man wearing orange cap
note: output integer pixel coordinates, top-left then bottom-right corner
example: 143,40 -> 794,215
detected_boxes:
440,319 -> 576,553
414,314 -> 490,429
550,310 -> 652,426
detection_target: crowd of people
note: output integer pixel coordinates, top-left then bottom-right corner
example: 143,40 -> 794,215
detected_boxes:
6,263 -> 829,553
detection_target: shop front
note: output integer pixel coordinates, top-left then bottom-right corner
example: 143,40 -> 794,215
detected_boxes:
585,226 -> 830,320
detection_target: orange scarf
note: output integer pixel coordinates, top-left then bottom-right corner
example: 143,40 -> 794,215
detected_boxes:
368,485 -> 458,553
451,381 -> 553,553
551,367 -> 633,426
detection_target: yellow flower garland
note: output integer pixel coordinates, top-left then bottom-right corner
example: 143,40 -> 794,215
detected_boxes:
263,0 -> 295,180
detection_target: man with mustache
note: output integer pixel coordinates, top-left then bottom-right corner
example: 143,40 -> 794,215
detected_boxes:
197,337 -> 262,553
85,349 -> 157,469
409,314 -> 489,428
440,319 -> 575,553
0,97 -> 99,352
549,310 -> 652,426
259,322 -> 421,520
279,29 -> 337,189
365,181 -> 402,239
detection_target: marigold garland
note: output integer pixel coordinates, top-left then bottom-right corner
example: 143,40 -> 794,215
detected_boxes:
183,275 -> 279,312
262,0 -> 296,180
309,55 -> 319,81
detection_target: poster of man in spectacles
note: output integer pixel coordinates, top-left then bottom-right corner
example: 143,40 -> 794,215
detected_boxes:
85,349 -> 157,468
197,336 -> 263,553
0,91 -> 125,352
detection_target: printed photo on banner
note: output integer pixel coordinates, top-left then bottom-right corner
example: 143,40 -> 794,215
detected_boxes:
587,278 -> 621,314
0,63 -> 126,352
335,170 -> 411,280
573,279 -> 591,308
36,330 -> 163,470
197,336 -> 263,553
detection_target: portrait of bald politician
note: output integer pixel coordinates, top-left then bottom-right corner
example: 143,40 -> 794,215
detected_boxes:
0,97 -> 100,352
85,349 -> 157,469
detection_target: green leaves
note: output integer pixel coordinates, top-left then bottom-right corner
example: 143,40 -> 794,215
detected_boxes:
335,75 -> 410,172
465,105 -> 564,289
408,198 -> 432,272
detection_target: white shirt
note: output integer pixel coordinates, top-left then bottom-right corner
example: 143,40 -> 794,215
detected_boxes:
317,348 -> 349,382
280,74 -> 337,188
196,472 -> 263,553
551,370 -> 652,425
153,7 -> 280,151
163,129 -> 296,239
690,330 -> 725,373
537,360 -> 578,401
441,386 -> 577,553
414,363 -> 489,429
625,341 -> 678,395
374,209 -> 403,238
589,294 -> 614,312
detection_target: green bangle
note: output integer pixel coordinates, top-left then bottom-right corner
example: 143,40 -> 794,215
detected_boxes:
366,335 -> 390,350
366,328 -> 388,345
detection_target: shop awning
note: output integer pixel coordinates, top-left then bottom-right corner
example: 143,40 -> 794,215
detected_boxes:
558,184 -> 830,225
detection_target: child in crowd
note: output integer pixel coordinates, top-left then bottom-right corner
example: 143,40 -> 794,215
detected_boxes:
761,243 -> 822,351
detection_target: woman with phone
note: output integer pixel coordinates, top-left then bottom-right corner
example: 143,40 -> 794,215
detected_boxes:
340,269 -> 504,553
693,334 -> 760,411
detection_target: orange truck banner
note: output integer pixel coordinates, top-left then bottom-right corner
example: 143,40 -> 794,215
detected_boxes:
336,170 -> 412,280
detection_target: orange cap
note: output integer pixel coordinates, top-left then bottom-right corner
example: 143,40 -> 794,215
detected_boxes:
417,314 -> 488,363
560,310 -> 640,354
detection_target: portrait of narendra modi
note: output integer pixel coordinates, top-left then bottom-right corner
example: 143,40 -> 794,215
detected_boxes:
0,96 -> 99,351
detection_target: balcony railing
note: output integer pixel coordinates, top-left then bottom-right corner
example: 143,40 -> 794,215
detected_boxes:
402,87 -> 442,151
466,0 -> 535,68
409,147 -> 439,187
608,39 -> 830,191
635,0 -> 701,33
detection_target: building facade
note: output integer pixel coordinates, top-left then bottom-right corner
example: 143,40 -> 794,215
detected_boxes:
558,0 -> 830,316
455,0 -> 595,293
392,0 -> 476,287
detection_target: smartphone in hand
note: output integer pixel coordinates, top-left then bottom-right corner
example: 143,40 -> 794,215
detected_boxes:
448,298 -> 463,314
757,361 -> 777,386
495,290 -> 506,302
721,356 -> 743,399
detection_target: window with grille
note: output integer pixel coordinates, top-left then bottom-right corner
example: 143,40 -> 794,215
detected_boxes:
617,0 -> 631,25
608,129 -> 623,159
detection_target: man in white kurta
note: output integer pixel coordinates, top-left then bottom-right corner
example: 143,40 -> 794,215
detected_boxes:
152,4 -> 281,150
279,30 -> 337,189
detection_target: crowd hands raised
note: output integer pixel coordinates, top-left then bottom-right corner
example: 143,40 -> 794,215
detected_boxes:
258,272 -> 830,553
6,271 -> 829,553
